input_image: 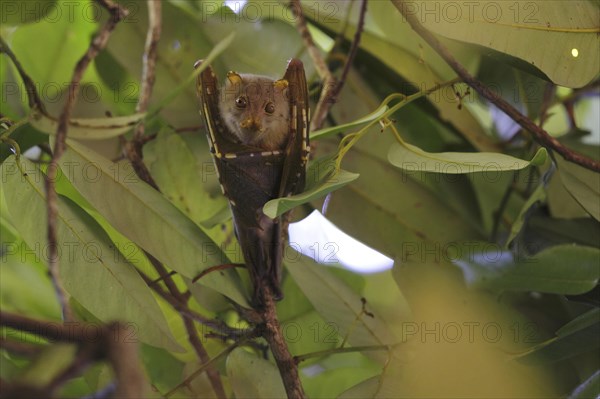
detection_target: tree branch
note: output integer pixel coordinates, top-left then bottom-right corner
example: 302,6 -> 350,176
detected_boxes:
117,7 -> 229,395
45,0 -> 129,322
0,36 -> 47,114
145,249 -> 226,399
0,311 -> 146,398
258,284 -> 306,399
124,0 -> 162,190
331,0 -> 368,105
392,0 -> 600,172
137,268 -> 250,338
290,0 -> 337,131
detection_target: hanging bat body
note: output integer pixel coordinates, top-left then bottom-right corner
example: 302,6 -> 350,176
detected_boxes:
195,59 -> 309,306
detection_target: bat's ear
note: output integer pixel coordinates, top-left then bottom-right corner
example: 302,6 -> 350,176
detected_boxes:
227,71 -> 243,86
274,79 -> 289,90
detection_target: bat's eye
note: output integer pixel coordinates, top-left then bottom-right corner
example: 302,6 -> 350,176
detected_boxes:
235,96 -> 247,108
264,102 -> 275,114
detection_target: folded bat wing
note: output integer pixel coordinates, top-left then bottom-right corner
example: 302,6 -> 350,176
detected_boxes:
195,59 -> 309,305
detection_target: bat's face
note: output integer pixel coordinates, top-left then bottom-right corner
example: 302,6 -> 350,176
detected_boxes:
218,72 -> 290,151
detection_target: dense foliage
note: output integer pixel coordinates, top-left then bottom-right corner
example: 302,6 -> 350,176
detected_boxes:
1,0 -> 599,398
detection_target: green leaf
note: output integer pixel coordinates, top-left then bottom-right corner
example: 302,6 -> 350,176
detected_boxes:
285,252 -> 397,361
16,344 -> 77,388
303,366 -> 380,399
391,0 -> 600,88
0,236 -> 61,319
226,348 -> 286,399
388,143 -> 547,173
0,199 -> 60,318
505,180 -> 547,248
146,31 -> 235,118
547,168 -> 591,219
29,112 -> 145,139
325,144 -> 482,260
140,345 -> 186,394
1,0 -> 58,25
303,0 -> 498,152
1,156 -> 183,351
282,311 -> 340,359
568,369 -> 600,399
556,155 -> 600,222
557,308 -> 600,337
57,138 -> 250,307
144,126 -> 228,240
8,0 -> 98,88
516,309 -> 600,364
263,158 -> 359,219
455,244 -> 600,295
339,376 -> 380,399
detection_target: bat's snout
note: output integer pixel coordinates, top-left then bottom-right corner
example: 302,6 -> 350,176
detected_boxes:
240,117 -> 262,132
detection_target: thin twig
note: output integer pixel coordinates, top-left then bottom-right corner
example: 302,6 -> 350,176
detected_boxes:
0,311 -> 94,342
294,343 -> 391,364
146,255 -> 227,399
123,0 -> 162,190
44,0 -> 129,322
138,268 -> 249,337
393,0 -> 600,172
191,263 -> 243,283
45,341 -> 98,395
164,341 -> 244,398
0,35 -> 47,114
331,0 -> 368,104
135,0 -> 161,129
290,0 -> 337,131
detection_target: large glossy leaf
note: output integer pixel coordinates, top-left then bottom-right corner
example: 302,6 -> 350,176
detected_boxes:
324,144 -> 482,261
455,244 -> 600,295
0,215 -> 60,319
556,155 -> 600,222
1,156 -> 182,351
226,348 -> 286,399
8,0 -> 98,90
1,0 -> 58,26
302,366 -> 379,399
285,252 -> 398,361
300,0 -> 498,152
391,0 -> 600,88
388,143 -> 547,173
57,138 -> 250,307
143,127 -> 228,239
